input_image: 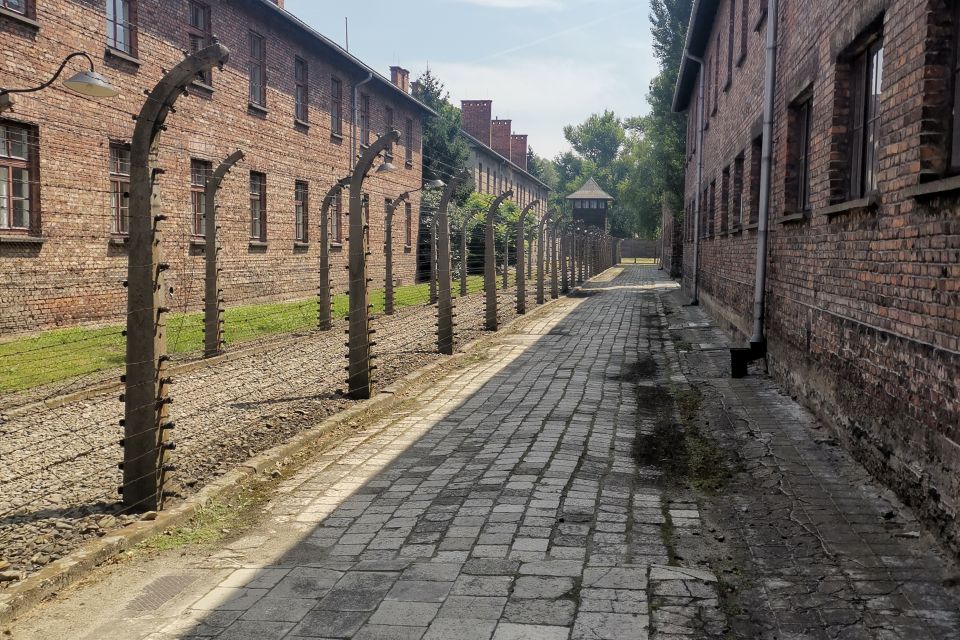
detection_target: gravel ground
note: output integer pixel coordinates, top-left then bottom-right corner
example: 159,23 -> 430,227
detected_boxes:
0,288 -> 533,587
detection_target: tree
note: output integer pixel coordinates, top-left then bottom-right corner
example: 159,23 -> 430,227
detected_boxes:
562,110 -> 625,167
411,68 -> 471,201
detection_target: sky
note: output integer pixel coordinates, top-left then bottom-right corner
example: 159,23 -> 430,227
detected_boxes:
284,0 -> 658,159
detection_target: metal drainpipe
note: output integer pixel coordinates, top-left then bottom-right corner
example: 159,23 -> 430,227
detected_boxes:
352,72 -> 374,162
684,52 -> 705,305
750,0 -> 779,353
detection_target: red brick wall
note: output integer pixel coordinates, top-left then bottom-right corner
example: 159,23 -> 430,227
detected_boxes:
0,0 -> 425,336
510,134 -> 527,170
680,0 -> 960,553
461,100 -> 492,146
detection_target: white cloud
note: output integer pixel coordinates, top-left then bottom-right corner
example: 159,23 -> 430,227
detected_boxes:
416,55 -> 656,159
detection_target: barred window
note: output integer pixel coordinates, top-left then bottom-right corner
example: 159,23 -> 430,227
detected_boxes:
0,123 -> 35,232
250,171 -> 266,241
191,159 -> 211,236
109,143 -> 130,235
295,180 -> 308,243
405,118 -> 414,165
295,57 -> 308,122
849,38 -> 883,199
331,190 -> 343,243
107,0 -> 137,56
330,77 -> 343,135
404,201 -> 412,247
187,1 -> 212,85
249,31 -> 266,107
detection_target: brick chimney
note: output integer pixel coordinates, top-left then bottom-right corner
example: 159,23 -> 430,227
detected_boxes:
390,66 -> 410,93
461,100 -> 492,146
510,134 -> 528,170
269,0 -> 284,8
491,119 -> 512,159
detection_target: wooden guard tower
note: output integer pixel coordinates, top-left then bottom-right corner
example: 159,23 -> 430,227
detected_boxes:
567,177 -> 614,232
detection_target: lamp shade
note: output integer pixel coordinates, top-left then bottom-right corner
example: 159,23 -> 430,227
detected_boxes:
62,70 -> 120,98
376,161 -> 398,174
425,179 -> 445,189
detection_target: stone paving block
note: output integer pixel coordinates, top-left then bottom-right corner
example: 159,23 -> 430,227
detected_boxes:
421,618 -> 498,640
385,580 -> 454,603
369,600 -> 442,627
491,623 -> 570,640
518,561 -> 583,577
570,612 -> 649,640
269,567 -> 344,599
353,626 -> 427,640
216,620 -> 295,640
239,597 -> 317,622
437,595 -> 507,620
503,599 -> 576,626
191,587 -> 269,611
290,608 -> 370,637
511,576 -> 574,599
317,571 -> 399,611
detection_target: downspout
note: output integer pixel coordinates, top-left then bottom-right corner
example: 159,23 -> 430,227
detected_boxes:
684,52 -> 705,305
352,72 -> 374,163
750,0 -> 779,354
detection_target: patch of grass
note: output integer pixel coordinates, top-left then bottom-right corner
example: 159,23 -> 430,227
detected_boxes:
673,339 -> 693,352
0,276 -> 488,393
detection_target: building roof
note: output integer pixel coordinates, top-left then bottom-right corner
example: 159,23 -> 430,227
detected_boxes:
565,177 -> 614,201
672,0 -> 721,113
461,129 -> 552,192
254,0 -> 436,117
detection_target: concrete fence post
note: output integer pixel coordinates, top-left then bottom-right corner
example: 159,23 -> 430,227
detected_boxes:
550,221 -> 559,299
485,190 -> 513,331
436,170 -> 467,354
347,129 -> 400,399
536,210 -> 551,305
384,192 -> 410,315
203,149 -> 243,359
123,43 -> 229,512
501,222 -> 509,291
429,213 -> 438,305
560,228 -> 569,294
516,200 -> 539,314
319,178 -> 349,330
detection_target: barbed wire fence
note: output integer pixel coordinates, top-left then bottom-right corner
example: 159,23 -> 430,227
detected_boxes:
0,44 -> 617,589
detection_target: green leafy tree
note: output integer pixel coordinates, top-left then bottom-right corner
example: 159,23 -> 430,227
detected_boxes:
411,68 -> 471,201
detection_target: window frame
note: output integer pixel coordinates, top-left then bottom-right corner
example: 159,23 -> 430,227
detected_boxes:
109,142 -> 131,236
384,106 -> 394,161
248,30 -> 267,109
0,121 -> 37,234
726,0 -> 735,88
294,56 -> 309,123
788,95 -> 814,214
106,0 -> 137,56
360,93 -> 371,146
187,1 -> 212,86
331,190 -> 343,243
330,77 -> 343,136
849,37 -> 883,200
294,180 -> 308,243
404,118 -> 414,166
190,158 -> 211,237
404,201 -> 412,248
732,152 -> 745,228
2,0 -> 32,18
249,171 -> 267,242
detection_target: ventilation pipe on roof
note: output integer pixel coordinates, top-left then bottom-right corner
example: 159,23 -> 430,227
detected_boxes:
684,51 -> 705,306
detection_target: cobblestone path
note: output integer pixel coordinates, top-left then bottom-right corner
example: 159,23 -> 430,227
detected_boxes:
9,265 -> 960,639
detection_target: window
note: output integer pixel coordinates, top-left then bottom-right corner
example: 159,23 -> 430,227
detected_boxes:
739,0 -> 749,63
720,166 -> 730,232
249,171 -> 266,241
849,37 -> 883,199
788,95 -> 813,213
2,0 -> 28,16
190,159 -> 211,236
384,106 -> 394,160
109,143 -> 130,235
295,180 -> 308,243
726,0 -> 735,87
713,37 -> 720,113
248,31 -> 266,108
733,153 -> 745,227
949,2 -> 960,173
749,135 -> 762,224
360,94 -> 371,146
331,190 -> 342,242
0,123 -> 35,232
486,167 -> 491,192
708,181 -> 716,236
404,201 -> 412,247
294,57 -> 308,122
330,77 -> 342,135
107,0 -> 136,56
187,1 -> 212,85
405,118 -> 414,165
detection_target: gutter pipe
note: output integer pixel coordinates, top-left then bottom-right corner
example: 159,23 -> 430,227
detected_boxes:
684,51 -> 705,305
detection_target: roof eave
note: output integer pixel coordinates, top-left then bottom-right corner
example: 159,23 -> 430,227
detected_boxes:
461,130 -> 552,191
671,0 -> 719,113
253,0 -> 437,118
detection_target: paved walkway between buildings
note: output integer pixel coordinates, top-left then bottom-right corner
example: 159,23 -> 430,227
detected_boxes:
9,265 -> 960,640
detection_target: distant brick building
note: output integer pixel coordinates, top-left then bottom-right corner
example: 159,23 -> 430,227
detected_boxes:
460,100 -> 549,215
674,0 -> 960,552
0,0 -> 431,335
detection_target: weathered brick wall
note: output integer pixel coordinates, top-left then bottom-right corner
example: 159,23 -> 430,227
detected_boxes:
680,0 -> 960,553
0,0 -> 424,336
620,239 -> 658,259
659,200 -> 683,278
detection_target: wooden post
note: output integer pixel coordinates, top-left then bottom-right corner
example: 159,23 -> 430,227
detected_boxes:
203,149 -> 243,359
123,43 -> 229,512
485,190 -> 512,331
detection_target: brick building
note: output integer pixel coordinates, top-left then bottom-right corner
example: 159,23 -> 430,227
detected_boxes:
674,0 -> 960,552
460,100 -> 549,216
0,0 -> 431,336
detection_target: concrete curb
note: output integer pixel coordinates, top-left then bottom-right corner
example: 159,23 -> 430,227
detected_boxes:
0,289 -> 572,625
